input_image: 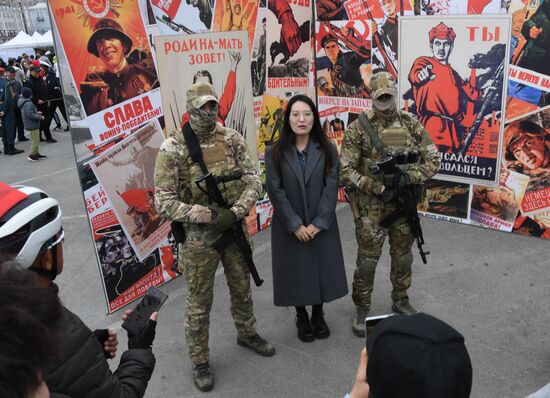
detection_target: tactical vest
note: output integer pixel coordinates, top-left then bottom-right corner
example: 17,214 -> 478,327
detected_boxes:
358,110 -> 421,179
185,129 -> 246,207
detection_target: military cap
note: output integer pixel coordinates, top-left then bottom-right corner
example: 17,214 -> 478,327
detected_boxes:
429,22 -> 456,43
320,34 -> 338,48
39,56 -> 52,68
367,313 -> 472,398
186,82 -> 219,109
369,71 -> 397,99
87,17 -> 133,57
504,120 -> 550,161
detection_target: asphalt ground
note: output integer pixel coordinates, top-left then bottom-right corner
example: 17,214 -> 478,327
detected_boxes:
2,129 -> 550,398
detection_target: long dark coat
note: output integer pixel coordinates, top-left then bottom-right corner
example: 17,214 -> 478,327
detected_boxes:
265,140 -> 348,307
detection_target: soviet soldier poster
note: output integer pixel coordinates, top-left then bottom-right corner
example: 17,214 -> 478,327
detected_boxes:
507,0 -> 550,121
418,179 -> 471,224
315,20 -> 372,103
318,96 -> 363,153
49,0 -> 162,147
399,15 -> 511,186
257,93 -> 287,158
266,0 -> 311,94
90,119 -> 171,261
502,105 -> 550,239
154,30 -> 257,163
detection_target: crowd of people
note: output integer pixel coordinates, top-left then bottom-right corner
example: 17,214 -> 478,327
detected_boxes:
0,51 -> 69,160
0,72 -> 474,397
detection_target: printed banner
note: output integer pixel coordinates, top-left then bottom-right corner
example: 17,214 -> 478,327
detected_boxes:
315,20 -> 372,99
151,0 -> 213,32
399,15 -> 511,186
154,31 -> 257,163
266,0 -> 311,93
471,169 -> 529,231
49,0 -> 162,146
251,7 -> 268,98
318,96 -> 366,152
502,105 -> 550,239
257,93 -> 287,158
212,0 -> 260,52
419,178 -> 471,223
90,120 -> 171,261
83,183 -> 178,313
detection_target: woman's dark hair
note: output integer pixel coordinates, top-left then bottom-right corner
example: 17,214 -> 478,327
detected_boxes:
0,263 -> 63,397
269,94 -> 334,176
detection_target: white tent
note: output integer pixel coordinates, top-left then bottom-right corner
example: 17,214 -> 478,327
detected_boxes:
35,30 -> 53,47
0,31 -> 36,59
31,31 -> 43,41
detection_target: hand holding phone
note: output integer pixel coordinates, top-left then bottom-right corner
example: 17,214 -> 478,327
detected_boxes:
122,286 -> 168,349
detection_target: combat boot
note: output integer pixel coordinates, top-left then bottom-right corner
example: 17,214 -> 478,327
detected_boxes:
392,298 -> 418,315
9,145 -> 24,155
192,362 -> 214,392
237,333 -> 275,356
352,306 -> 370,337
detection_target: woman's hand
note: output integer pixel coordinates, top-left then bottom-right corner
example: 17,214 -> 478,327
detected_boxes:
305,224 -> 321,238
294,225 -> 313,243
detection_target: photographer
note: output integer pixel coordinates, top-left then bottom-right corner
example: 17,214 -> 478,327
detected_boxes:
0,183 -> 157,397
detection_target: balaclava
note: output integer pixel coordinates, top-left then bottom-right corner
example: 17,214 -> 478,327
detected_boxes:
186,82 -> 219,136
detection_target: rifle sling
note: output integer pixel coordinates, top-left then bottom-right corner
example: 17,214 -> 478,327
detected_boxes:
182,123 -> 209,175
358,113 -> 388,159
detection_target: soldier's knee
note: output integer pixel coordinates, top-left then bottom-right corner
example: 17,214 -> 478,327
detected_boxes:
356,258 -> 378,277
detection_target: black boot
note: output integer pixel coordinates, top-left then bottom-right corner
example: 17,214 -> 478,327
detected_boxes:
311,304 -> 330,339
9,145 -> 24,155
295,307 -> 315,342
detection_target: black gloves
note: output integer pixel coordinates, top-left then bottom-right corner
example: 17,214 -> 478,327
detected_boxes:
383,170 -> 411,192
93,329 -> 111,358
127,320 -> 157,350
209,207 -> 237,233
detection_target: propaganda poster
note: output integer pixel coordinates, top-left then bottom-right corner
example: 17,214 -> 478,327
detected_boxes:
49,0 -> 162,147
399,15 -> 512,186
266,0 -> 311,94
154,31 -> 257,162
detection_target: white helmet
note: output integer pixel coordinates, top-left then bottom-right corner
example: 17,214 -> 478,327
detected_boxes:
0,185 -> 63,268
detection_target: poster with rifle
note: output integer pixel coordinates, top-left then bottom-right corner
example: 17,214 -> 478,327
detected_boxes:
399,15 -> 511,186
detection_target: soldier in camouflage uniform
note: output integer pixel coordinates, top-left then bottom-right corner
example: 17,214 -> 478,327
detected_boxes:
154,82 -> 275,392
339,72 -> 440,337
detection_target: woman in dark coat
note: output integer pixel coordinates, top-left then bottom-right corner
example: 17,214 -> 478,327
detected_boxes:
265,94 -> 347,342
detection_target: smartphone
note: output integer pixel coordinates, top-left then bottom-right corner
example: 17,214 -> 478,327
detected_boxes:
365,314 -> 394,341
122,286 -> 168,336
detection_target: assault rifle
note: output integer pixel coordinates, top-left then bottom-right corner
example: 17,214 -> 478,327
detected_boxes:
377,157 -> 430,264
182,123 -> 264,286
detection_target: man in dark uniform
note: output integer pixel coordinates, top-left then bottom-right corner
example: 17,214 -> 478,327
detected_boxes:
321,33 -> 369,98
80,17 -> 158,116
518,0 -> 550,76
24,65 -> 55,143
2,67 -> 24,154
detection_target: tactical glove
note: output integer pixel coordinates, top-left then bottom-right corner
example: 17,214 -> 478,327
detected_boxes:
209,207 -> 237,233
383,170 -> 411,192
127,319 -> 157,350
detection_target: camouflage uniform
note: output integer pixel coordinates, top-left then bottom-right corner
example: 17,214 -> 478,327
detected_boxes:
154,83 -> 264,368
340,72 -> 439,328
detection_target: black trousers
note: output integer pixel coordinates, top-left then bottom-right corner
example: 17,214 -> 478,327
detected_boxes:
39,103 -> 53,140
49,99 -> 68,127
14,107 -> 24,139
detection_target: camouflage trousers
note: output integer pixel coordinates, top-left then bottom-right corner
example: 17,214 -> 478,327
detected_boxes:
179,239 -> 256,365
351,205 -> 414,308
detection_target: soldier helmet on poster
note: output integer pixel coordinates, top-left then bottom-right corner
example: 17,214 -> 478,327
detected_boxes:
87,17 -> 134,57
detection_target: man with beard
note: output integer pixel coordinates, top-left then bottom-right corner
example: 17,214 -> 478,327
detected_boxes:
340,71 -> 440,337
408,22 -> 479,153
80,17 -> 158,115
154,82 -> 275,392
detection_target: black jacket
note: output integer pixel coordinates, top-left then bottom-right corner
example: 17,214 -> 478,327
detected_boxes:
23,75 -> 48,109
46,306 -> 156,398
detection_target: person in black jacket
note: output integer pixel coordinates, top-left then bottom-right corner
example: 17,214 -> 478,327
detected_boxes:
24,65 -> 57,143
0,184 -> 157,397
40,56 -> 69,132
